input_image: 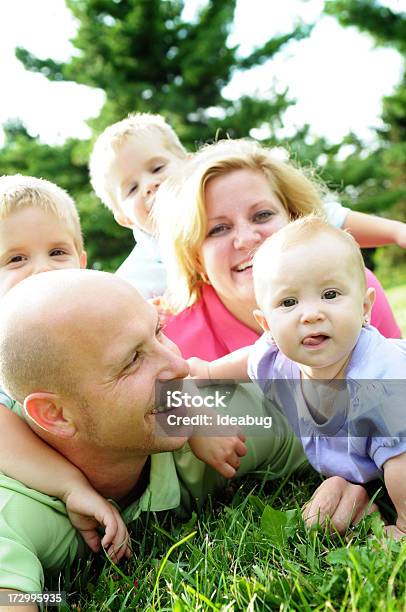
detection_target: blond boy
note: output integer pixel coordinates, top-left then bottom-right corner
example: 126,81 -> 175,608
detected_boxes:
0,175 -> 131,563
89,113 -> 188,297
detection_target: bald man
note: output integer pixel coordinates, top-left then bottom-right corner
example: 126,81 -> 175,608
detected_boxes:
0,270 -> 375,608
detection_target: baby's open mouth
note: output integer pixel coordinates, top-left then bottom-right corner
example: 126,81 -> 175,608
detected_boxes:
302,334 -> 330,347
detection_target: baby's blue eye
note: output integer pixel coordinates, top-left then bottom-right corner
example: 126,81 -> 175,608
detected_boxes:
281,298 -> 297,308
322,290 -> 339,300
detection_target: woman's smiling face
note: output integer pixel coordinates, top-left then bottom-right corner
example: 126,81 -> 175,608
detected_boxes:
198,168 -> 290,321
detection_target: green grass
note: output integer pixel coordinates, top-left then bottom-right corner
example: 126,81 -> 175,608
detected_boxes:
59,472 -> 406,611
56,283 -> 406,611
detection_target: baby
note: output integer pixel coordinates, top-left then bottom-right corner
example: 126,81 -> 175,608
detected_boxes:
189,217 -> 406,538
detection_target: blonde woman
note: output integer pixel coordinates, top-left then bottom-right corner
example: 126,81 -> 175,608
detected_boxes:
155,139 -> 400,360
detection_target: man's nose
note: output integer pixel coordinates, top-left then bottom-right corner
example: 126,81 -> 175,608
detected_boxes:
233,223 -> 262,250
156,335 -> 190,381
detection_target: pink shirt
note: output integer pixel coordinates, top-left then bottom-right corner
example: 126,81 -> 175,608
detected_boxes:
164,269 -> 401,360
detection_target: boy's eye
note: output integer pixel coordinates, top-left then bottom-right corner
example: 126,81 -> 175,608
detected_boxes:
322,290 -> 339,300
280,297 -> 297,308
7,254 -> 26,265
253,210 -> 273,223
50,249 -> 68,257
128,183 -> 138,196
152,164 -> 165,174
207,224 -> 228,237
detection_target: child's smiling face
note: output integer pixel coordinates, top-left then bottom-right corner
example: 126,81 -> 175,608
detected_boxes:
259,233 -> 375,379
0,207 -> 86,297
108,133 -> 185,234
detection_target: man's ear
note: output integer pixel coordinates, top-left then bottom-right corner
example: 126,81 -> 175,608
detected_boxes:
24,392 -> 76,438
363,287 -> 376,325
79,250 -> 87,269
253,309 -> 270,332
113,210 -> 134,229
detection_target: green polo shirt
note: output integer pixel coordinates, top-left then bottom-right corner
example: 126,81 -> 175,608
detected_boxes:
0,384 -> 305,593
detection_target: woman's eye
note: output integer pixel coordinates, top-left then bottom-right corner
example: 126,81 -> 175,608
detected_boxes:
322,290 -> 339,300
207,224 -> 228,237
281,298 -> 297,308
254,210 -> 273,223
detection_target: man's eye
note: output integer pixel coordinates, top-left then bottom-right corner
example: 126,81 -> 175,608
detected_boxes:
207,224 -> 228,237
156,323 -> 163,337
254,210 -> 273,223
281,298 -> 297,308
322,290 -> 339,300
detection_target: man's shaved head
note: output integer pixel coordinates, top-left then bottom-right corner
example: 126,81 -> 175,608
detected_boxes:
0,269 -> 136,403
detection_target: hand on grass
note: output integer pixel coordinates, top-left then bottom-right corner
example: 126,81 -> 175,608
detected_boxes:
64,488 -> 132,563
302,476 -> 380,534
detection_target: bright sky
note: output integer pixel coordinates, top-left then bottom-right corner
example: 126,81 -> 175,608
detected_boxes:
0,0 -> 404,147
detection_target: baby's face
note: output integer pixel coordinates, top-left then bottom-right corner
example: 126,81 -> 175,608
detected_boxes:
0,207 -> 85,297
108,132 -> 185,233
261,234 -> 371,379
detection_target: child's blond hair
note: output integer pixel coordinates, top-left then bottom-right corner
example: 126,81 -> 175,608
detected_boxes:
0,174 -> 83,253
253,215 -> 367,314
155,138 -> 326,312
89,112 -> 188,213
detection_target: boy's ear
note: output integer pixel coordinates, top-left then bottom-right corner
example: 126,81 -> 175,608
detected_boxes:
363,287 -> 376,324
253,309 -> 270,333
24,392 -> 76,438
79,251 -> 87,269
114,210 -> 135,229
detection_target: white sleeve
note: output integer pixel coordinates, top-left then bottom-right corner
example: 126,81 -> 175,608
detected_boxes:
323,200 -> 351,228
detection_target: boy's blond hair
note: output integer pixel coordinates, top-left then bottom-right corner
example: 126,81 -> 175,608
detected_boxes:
253,215 -> 367,313
89,112 -> 188,213
0,174 -> 83,253
154,138 -> 326,313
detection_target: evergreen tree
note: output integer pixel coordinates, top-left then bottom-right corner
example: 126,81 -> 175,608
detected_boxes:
325,0 -> 406,283
1,0 -> 314,269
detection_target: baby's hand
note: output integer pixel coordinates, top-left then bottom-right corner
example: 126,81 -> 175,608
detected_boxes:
187,357 -> 211,380
384,524 -> 406,541
64,488 -> 131,563
189,431 -> 247,478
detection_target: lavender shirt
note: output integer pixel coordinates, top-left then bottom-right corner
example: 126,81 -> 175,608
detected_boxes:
248,326 -> 406,483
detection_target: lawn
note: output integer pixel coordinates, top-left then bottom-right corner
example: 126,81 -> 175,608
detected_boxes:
61,284 -> 406,611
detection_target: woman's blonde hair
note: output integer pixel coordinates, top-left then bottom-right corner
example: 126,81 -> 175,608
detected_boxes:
154,138 -> 326,313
